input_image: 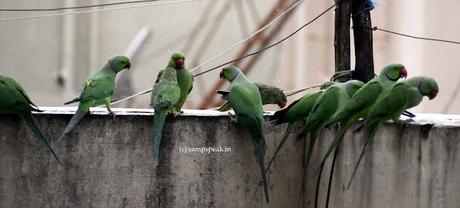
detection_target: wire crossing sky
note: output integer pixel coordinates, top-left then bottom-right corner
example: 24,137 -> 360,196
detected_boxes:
110,1 -> 336,106
0,0 -> 207,22
0,0 -> 162,12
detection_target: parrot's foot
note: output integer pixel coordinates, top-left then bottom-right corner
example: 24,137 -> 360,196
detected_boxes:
109,111 -> 117,122
173,110 -> 184,117
228,112 -> 238,123
396,118 -> 414,125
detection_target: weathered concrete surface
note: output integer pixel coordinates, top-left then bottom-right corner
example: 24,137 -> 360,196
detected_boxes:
0,108 -> 459,208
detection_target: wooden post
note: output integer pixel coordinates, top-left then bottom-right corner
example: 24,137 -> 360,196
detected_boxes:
334,0 -> 352,82
352,0 -> 374,82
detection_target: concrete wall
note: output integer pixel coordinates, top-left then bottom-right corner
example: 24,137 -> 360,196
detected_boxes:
0,108 -> 459,208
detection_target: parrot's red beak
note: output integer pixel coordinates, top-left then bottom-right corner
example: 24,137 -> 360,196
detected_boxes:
176,58 -> 184,68
278,101 -> 287,108
219,70 -> 225,79
127,61 -> 131,70
428,91 -> 438,100
401,68 -> 408,78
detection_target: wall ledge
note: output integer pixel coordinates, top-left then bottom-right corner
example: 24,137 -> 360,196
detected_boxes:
34,107 -> 460,127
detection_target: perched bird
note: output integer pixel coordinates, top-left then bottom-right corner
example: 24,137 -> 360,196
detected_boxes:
346,76 -> 438,189
317,64 -> 408,176
297,80 -> 364,193
155,53 -> 193,114
0,75 -> 61,163
58,56 -> 131,142
151,67 -> 181,166
217,82 -> 287,111
220,66 -> 269,202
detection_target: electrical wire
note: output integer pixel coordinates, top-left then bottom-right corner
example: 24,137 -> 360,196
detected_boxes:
192,1 -> 337,77
189,0 -> 304,73
111,0 -> 308,105
355,26 -> 460,45
0,0 -> 161,12
0,0 -> 206,22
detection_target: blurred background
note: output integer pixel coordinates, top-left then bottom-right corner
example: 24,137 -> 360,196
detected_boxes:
0,0 -> 459,113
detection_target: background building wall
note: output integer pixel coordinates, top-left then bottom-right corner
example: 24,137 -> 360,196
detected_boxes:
0,0 -> 459,113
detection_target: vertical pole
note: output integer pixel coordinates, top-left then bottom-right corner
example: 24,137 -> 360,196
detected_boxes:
352,0 -> 374,82
334,0 -> 352,82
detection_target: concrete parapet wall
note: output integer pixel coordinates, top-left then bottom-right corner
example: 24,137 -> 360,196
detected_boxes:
0,108 -> 459,208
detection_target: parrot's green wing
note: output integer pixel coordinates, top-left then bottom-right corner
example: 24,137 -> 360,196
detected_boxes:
331,81 -> 382,123
228,82 -> 265,143
366,83 -> 409,121
0,75 -> 61,164
76,77 -> 115,104
151,67 -> 180,166
154,69 -> 165,84
174,68 -> 193,112
0,77 -> 39,112
346,83 -> 409,189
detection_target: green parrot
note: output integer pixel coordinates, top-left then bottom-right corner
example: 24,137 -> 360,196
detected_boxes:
316,64 -> 408,176
297,80 -> 364,193
0,75 -> 61,164
220,66 -> 269,202
217,82 -> 287,111
345,76 -> 438,189
151,67 -> 181,166
58,56 -> 131,142
155,52 -> 193,114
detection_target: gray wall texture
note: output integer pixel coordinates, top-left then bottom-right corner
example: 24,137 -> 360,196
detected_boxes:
0,109 -> 459,208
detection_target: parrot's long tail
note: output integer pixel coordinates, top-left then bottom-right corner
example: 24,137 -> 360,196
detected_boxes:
266,122 -> 296,172
64,97 -> 80,105
301,131 -> 318,194
316,120 -> 352,175
153,109 -> 167,167
21,113 -> 62,165
253,122 -> 296,197
314,120 -> 351,208
57,107 -> 88,143
345,122 -> 379,190
254,137 -> 269,203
